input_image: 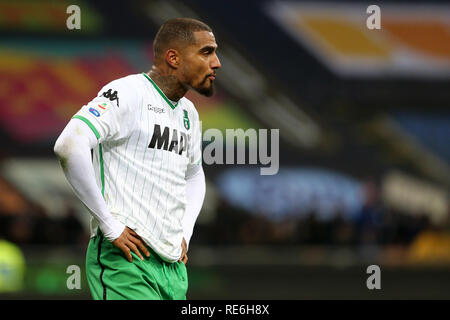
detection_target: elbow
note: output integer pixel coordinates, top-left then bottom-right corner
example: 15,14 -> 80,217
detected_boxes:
53,136 -> 66,158
53,136 -> 74,170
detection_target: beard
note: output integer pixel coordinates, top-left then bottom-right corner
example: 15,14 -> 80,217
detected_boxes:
194,76 -> 215,97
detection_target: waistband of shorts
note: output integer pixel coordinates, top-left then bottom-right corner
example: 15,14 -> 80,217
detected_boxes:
96,227 -> 171,264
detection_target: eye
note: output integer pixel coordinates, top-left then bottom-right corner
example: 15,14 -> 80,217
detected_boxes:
201,48 -> 214,56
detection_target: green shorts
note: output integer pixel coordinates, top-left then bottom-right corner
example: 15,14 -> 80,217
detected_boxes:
86,231 -> 188,300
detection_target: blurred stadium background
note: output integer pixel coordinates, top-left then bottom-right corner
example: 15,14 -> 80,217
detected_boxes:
0,0 -> 449,299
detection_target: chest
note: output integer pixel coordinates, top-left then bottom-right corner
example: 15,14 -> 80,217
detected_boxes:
132,98 -> 192,158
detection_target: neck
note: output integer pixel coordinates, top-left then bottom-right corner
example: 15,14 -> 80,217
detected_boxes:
147,65 -> 187,102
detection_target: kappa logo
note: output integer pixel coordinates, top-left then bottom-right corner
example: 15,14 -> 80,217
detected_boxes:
148,104 -> 165,114
101,89 -> 119,107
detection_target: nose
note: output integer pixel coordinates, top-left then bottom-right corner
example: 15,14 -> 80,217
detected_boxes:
211,53 -> 221,70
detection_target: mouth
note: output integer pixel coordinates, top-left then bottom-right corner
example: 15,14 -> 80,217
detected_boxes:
207,73 -> 216,81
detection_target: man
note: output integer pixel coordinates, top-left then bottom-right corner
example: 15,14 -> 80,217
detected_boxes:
54,18 -> 221,300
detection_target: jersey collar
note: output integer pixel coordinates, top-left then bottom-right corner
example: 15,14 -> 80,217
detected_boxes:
142,72 -> 178,110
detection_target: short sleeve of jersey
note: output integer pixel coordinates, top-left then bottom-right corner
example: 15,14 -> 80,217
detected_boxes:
73,78 -> 135,143
188,105 -> 202,166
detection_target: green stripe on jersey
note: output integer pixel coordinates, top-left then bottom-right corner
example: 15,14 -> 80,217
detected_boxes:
98,144 -> 105,196
142,72 -> 178,110
72,114 -> 105,196
72,115 -> 101,139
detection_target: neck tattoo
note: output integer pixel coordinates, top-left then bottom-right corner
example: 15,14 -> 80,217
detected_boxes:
148,69 -> 187,102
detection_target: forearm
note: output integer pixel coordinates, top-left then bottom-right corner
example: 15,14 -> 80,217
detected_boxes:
182,166 -> 206,248
54,119 -> 125,241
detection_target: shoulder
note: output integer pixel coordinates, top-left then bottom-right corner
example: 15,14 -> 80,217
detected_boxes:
102,74 -> 144,91
97,74 -> 144,109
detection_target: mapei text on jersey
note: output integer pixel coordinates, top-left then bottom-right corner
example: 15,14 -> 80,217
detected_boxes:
148,124 -> 190,156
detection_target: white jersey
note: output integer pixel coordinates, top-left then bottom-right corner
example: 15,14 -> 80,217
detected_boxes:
73,73 -> 202,262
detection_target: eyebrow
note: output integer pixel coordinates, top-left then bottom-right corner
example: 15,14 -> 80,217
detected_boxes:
199,45 -> 217,52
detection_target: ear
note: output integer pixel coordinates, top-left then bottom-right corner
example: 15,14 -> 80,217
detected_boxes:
165,49 -> 180,69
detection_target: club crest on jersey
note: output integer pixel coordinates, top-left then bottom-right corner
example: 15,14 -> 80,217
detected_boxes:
148,124 -> 189,157
87,101 -> 112,117
183,110 -> 190,130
